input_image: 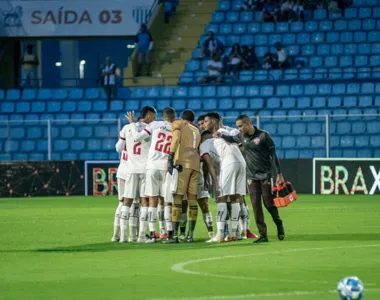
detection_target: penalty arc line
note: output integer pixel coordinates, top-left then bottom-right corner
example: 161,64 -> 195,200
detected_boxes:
171,244 -> 380,286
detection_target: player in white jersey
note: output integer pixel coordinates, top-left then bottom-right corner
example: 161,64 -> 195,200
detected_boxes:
130,107 -> 176,243
111,137 -> 128,242
118,106 -> 156,243
200,112 -> 246,242
219,116 -> 258,240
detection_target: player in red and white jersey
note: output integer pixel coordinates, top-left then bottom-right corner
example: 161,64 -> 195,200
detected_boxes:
119,106 -> 156,243
130,107 -> 176,243
218,116 -> 257,240
111,133 -> 129,242
200,112 -> 246,242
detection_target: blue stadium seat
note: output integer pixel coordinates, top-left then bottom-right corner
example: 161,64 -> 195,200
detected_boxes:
146,87 -> 160,98
240,11 -> 253,22
230,86 -> 244,98
203,98 -> 217,110
287,45 -> 300,56
375,7 -> 380,17
102,139 -> 115,151
85,88 -> 99,99
334,19 -> 347,31
358,96 -> 372,107
362,82 -> 374,93
29,153 -> 45,161
68,89 -> 83,100
345,8 -> 358,18
355,55 -> 368,66
233,23 -> 246,34
357,67 -> 371,78
291,85 -> 304,96
331,44 -> 343,55
227,11 -> 239,22
226,35 -> 240,46
79,152 -> 94,160
93,152 -> 108,160
291,21 -> 303,32
297,97 -> 311,108
255,34 -> 267,46
77,126 -> 92,138
262,23 -> 274,33
125,99 -> 140,111
36,89 -> 51,100
347,83 -> 360,94
77,101 -> 91,112
282,97 -> 296,108
320,20 -> 333,31
367,121 -> 380,134
363,19 -> 376,30
328,68 -> 342,79
260,85 -> 274,96
218,1 -> 230,11
141,99 -> 155,108
327,32 -> 339,43
1,102 -> 14,113
276,85 -> 289,96
217,86 -> 231,97
357,149 -> 372,158
172,99 -> 187,111
249,98 -> 264,109
370,135 -> 380,147
292,123 -> 306,135
212,11 -> 224,23
13,153 -> 27,161
359,7 -> 371,18
305,21 -> 318,32
92,100 -> 107,112
354,31 -> 367,43
370,55 -> 380,66
343,96 -> 357,107
179,72 -> 193,84
247,22 -> 261,33
4,141 -> 19,152
110,100 -> 124,112
239,71 -> 252,82
355,135 -> 369,147
6,89 -> 20,100
51,89 -> 67,100
359,43 -> 371,54
15,102 -> 29,113
340,56 -> 353,67
297,136 -> 311,148
70,140 -> 85,151
131,87 -> 145,98
270,70 -> 283,80
30,101 -> 45,113
348,19 -> 361,30
87,139 -> 102,151
61,101 -> 76,113
312,97 -> 326,108
310,56 -> 323,67
94,125 -> 109,138
185,99 -> 200,111
311,32 -> 324,44
328,96 -> 342,107
325,56 -> 338,67
311,136 -> 325,148
269,34 -> 282,45
62,153 -> 78,160
188,86 -> 202,97
276,22 -> 289,32
369,31 -> 380,42
60,126 -> 75,139
21,89 -> 37,100
160,87 -> 174,98
27,127 -> 42,139
235,98 -> 248,109
314,9 -> 327,20
262,123 -> 276,134
282,136 -> 296,148
307,122 -> 322,134
156,99 -> 170,111
267,97 -> 281,108
241,34 -> 255,45
117,88 -> 130,99
254,70 -> 268,81
203,86 -> 216,97
10,127 -> 25,139
9,114 -> 23,121
340,136 -> 355,147
352,121 -> 366,134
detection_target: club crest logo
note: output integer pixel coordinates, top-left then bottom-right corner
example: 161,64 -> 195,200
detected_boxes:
1,6 -> 23,28
253,137 -> 260,145
247,179 -> 252,185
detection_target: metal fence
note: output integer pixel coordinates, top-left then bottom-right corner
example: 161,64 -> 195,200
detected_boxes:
0,113 -> 379,160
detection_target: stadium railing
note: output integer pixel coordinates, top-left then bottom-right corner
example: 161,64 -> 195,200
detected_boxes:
0,114 -> 379,160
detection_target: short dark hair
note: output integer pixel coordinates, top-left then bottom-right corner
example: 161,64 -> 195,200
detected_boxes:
163,107 -> 176,120
205,111 -> 221,122
140,106 -> 156,118
181,110 -> 195,122
236,114 -> 252,124
197,115 -> 206,122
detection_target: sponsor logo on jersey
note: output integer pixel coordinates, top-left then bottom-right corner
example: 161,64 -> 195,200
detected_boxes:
253,137 -> 260,145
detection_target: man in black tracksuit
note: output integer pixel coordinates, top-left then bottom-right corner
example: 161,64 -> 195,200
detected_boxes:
217,114 -> 285,243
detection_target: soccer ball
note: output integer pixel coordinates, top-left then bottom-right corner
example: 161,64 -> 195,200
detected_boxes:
337,276 -> 364,300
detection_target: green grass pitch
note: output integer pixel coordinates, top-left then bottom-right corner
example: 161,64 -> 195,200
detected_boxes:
1,195 -> 380,300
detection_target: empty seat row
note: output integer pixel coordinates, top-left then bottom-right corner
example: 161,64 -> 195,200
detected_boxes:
0,139 -> 118,153
278,148 -> 380,159
207,19 -> 380,34
199,31 -> 380,47
0,88 -> 131,101
0,125 -> 119,140
212,7 -> 379,23
0,152 -> 119,161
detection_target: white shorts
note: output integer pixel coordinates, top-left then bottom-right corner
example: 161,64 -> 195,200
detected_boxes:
117,178 -> 125,201
219,162 -> 246,197
197,172 -> 210,200
145,169 -> 166,197
123,173 -> 146,199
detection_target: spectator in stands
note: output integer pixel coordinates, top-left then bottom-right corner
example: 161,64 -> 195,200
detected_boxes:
275,44 -> 291,69
224,43 -> 242,78
262,0 -> 280,23
20,44 -> 39,88
262,52 -> 275,70
281,0 -> 297,22
328,0 -> 339,12
199,30 -> 224,59
241,45 -> 259,70
200,52 -> 224,84
292,0 -> 304,21
241,0 -> 265,11
135,23 -> 154,77
102,57 -> 117,107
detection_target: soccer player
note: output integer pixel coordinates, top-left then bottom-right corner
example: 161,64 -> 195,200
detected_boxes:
197,114 -> 206,131
119,106 -> 156,243
200,112 -> 246,242
130,107 -> 176,243
111,133 -> 128,242
167,110 -> 201,243
217,114 -> 285,243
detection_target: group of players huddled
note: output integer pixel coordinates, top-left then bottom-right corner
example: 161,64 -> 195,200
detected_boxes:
111,106 -> 285,244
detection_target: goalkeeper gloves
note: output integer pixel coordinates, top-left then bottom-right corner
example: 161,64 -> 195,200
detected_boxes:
167,152 -> 175,175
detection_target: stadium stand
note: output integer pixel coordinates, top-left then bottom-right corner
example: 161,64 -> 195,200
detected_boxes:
0,0 -> 379,161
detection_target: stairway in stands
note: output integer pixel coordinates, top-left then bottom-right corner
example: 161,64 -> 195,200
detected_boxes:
125,0 -> 218,87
